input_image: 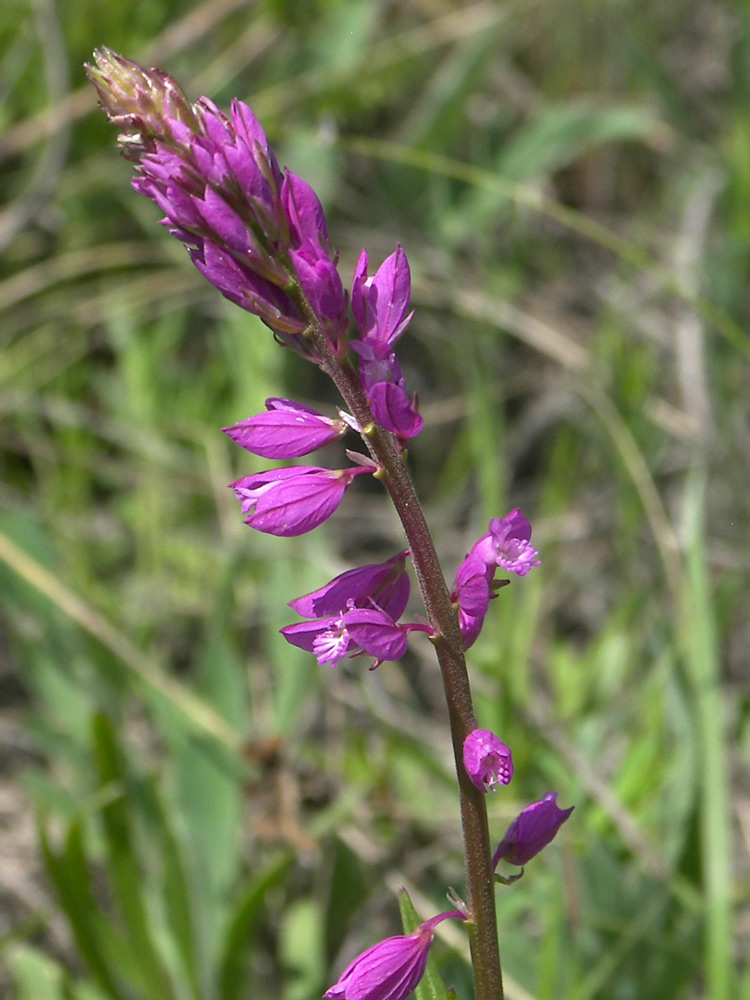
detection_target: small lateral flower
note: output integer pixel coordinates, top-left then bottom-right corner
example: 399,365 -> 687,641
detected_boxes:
463,729 -> 514,792
288,551 -> 411,620
324,909 -> 463,1000
223,398 -> 347,458
472,508 -> 540,577
492,793 -> 574,868
86,49 -> 348,359
230,464 -> 371,537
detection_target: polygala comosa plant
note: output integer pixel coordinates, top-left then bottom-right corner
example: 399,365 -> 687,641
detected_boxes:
86,48 -> 572,1000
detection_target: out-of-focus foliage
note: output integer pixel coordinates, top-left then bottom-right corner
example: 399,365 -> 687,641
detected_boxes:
0,1 -> 748,998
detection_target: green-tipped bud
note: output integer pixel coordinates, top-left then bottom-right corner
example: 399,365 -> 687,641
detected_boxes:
85,47 -> 200,159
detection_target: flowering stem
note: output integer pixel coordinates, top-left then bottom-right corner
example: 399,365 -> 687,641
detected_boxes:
300,315 -> 504,1000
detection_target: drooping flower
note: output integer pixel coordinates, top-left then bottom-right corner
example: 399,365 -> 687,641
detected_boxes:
471,508 -> 541,577
230,465 -> 371,537
281,603 -> 412,670
324,910 -> 463,1000
492,793 -> 574,868
463,729 -> 514,792
86,49 -> 348,359
223,398 -> 347,458
288,551 -> 411,620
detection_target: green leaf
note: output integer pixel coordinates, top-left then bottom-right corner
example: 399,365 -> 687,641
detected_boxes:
217,854 -> 292,1000
91,713 -> 178,1000
7,944 -> 64,1000
39,821 -> 126,1000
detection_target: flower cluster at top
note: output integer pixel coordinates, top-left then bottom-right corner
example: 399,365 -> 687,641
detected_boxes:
85,48 -> 422,440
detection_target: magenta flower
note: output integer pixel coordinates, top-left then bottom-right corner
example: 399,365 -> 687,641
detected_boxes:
492,793 -> 574,868
350,246 -> 422,440
288,551 -> 411,621
86,49 -> 348,359
281,604 -> 411,670
223,398 -> 347,458
471,508 -> 541,577
463,729 -> 514,792
230,465 -> 371,537
324,910 -> 463,1000
351,245 -> 413,348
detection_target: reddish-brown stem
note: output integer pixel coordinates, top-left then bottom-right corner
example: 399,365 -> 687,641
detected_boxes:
298,314 -> 504,1000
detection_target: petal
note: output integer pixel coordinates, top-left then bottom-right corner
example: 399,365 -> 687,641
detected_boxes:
368,382 -> 423,439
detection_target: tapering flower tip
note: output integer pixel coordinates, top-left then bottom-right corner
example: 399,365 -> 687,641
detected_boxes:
492,793 -> 574,868
288,551 -> 411,620
88,53 -> 347,360
281,604 -> 409,670
85,48 -> 199,158
351,245 -> 414,349
223,398 -> 347,458
472,508 -> 541,577
323,910 -> 463,1000
463,729 -> 514,792
230,465 -> 370,537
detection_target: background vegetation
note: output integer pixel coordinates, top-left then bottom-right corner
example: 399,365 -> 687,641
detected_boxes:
1,0 -> 748,998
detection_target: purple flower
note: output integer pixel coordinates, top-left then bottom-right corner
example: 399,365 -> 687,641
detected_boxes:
86,50 -> 348,359
450,509 -> 539,648
492,793 -> 574,868
288,552 -> 411,620
351,245 -> 413,349
223,398 -> 347,458
281,604 -> 410,670
230,465 -> 371,537
324,910 -> 463,1000
471,509 -> 541,577
463,729 -> 514,792
349,246 -> 422,441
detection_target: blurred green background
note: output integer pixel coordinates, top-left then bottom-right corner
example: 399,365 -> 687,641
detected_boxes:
1,0 -> 748,998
